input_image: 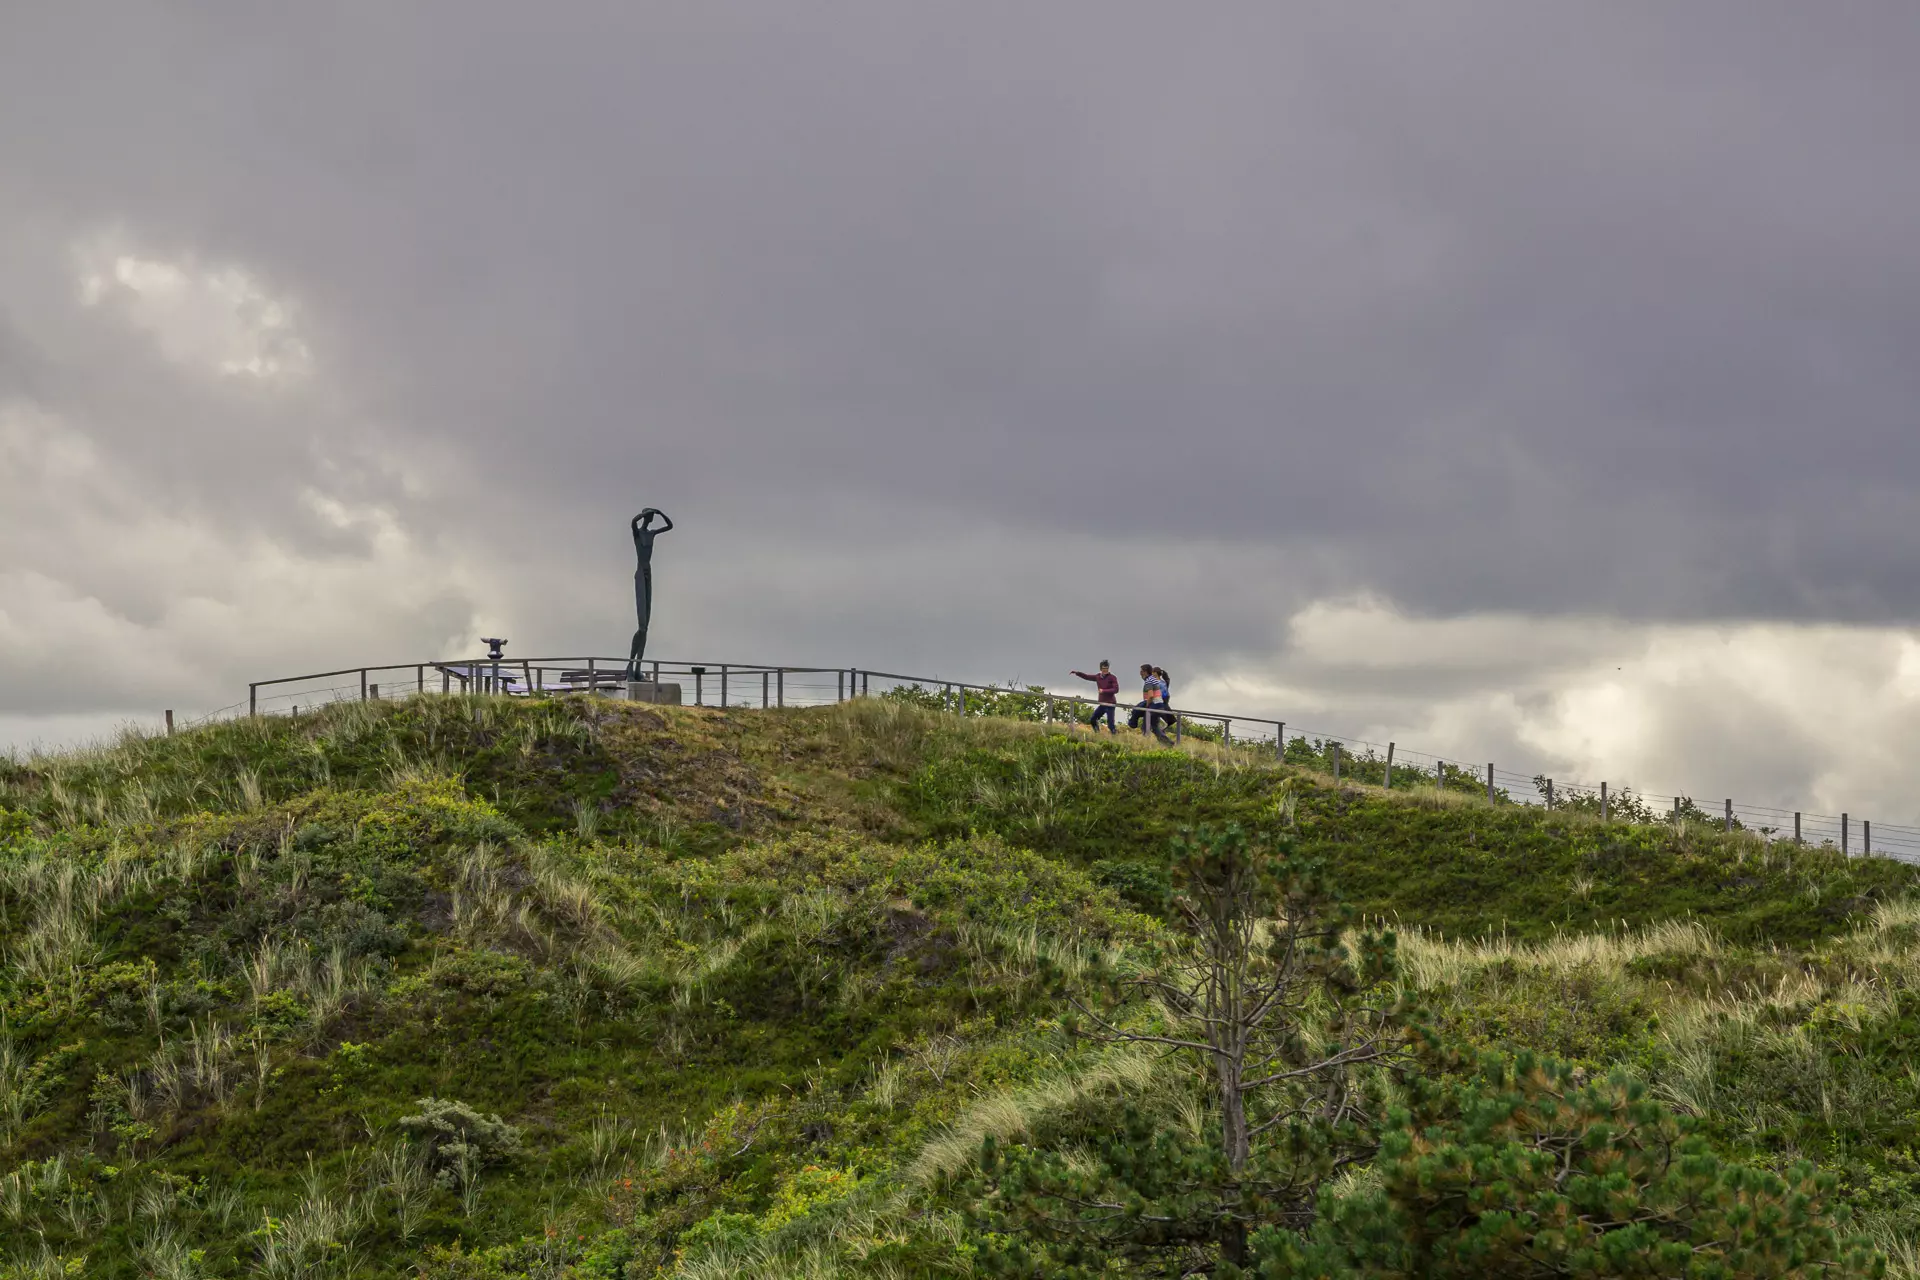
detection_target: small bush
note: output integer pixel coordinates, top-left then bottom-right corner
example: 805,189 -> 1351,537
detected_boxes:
399,1097 -> 523,1189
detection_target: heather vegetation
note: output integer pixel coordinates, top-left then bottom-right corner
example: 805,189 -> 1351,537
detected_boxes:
0,692 -> 1917,1276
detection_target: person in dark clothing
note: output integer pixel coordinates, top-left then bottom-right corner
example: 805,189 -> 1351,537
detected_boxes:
1153,667 -> 1175,737
1071,660 -> 1121,732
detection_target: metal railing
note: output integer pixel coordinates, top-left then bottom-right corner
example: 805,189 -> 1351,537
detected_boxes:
226,657 -> 1920,866
245,658 -> 855,719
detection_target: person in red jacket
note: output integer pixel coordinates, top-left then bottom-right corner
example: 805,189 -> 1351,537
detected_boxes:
1070,660 -> 1120,732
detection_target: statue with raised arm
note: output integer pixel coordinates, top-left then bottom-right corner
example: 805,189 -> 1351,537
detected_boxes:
624,508 -> 674,682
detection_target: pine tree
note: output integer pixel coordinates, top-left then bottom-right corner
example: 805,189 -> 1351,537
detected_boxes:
1252,1048 -> 1886,1279
968,823 -> 1418,1273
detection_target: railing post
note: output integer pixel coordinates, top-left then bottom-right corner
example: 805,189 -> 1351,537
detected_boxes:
652,660 -> 660,685
762,671 -> 769,708
1384,742 -> 1395,789
721,664 -> 729,707
1174,713 -> 1183,743
837,670 -> 845,702
777,669 -> 785,707
1724,798 -> 1732,834
416,664 -> 425,694
1794,811 -> 1801,844
586,657 -> 595,694
1331,742 -> 1341,783
862,670 -> 870,696
442,667 -> 451,694
523,659 -> 533,696
370,682 -> 380,700
1601,781 -> 1609,821
361,669 -> 369,701
1546,778 -> 1554,809
249,684 -> 258,718
1221,719 -> 1229,746
1865,819 -> 1871,855
1842,813 -> 1850,855
1045,693 -> 1054,724
693,668 -> 705,706
165,710 -> 174,735
1486,763 -> 1494,802
1276,722 -> 1284,761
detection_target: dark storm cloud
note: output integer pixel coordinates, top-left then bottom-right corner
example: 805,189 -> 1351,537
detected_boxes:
4,0 -> 1920,695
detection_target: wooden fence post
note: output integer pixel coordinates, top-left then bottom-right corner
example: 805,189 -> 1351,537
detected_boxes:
1864,819 -> 1871,855
777,669 -> 785,707
249,684 -> 258,717
1332,742 -> 1341,783
1384,742 -> 1395,790
721,665 -> 729,707
370,683 -> 380,700
1486,763 -> 1494,802
1794,811 -> 1801,844
1275,723 -> 1285,761
360,669 -> 369,701
1724,798 -> 1732,834
165,710 -> 174,735
1601,781 -> 1608,821
442,667 -> 451,694
837,671 -> 845,702
762,671 -> 770,708
416,664 -> 425,694
1842,813 -> 1850,855
1546,778 -> 1555,809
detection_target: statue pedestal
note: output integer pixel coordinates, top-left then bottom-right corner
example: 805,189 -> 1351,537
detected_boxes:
626,681 -> 683,705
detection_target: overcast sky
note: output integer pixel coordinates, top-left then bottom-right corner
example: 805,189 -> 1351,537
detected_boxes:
5,4 -> 1920,822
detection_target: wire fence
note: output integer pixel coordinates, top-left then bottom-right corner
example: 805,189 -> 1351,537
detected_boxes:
171,656 -> 1920,867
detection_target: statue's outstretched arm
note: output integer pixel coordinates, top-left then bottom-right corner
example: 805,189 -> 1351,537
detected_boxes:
652,511 -> 674,533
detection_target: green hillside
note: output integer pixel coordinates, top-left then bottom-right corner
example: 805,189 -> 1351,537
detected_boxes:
1,695 -> 1917,1276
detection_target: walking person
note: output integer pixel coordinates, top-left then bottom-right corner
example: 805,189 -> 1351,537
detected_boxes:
1153,666 -> 1175,738
1070,660 -> 1120,733
1135,664 -> 1173,744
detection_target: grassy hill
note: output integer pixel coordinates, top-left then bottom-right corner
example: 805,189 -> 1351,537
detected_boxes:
2,694 -> 1919,1276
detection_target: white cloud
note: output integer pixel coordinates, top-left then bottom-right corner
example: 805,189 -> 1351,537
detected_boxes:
74,236 -> 312,380
0,387 -> 490,726
1180,597 -> 1920,824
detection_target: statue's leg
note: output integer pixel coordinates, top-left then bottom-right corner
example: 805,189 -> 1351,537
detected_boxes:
625,627 -> 648,682
626,566 -> 652,682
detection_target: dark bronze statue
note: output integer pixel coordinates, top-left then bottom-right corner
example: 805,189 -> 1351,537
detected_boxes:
624,508 -> 673,682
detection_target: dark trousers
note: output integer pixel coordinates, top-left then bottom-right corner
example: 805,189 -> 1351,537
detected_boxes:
1134,700 -> 1173,742
1088,703 -> 1116,732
